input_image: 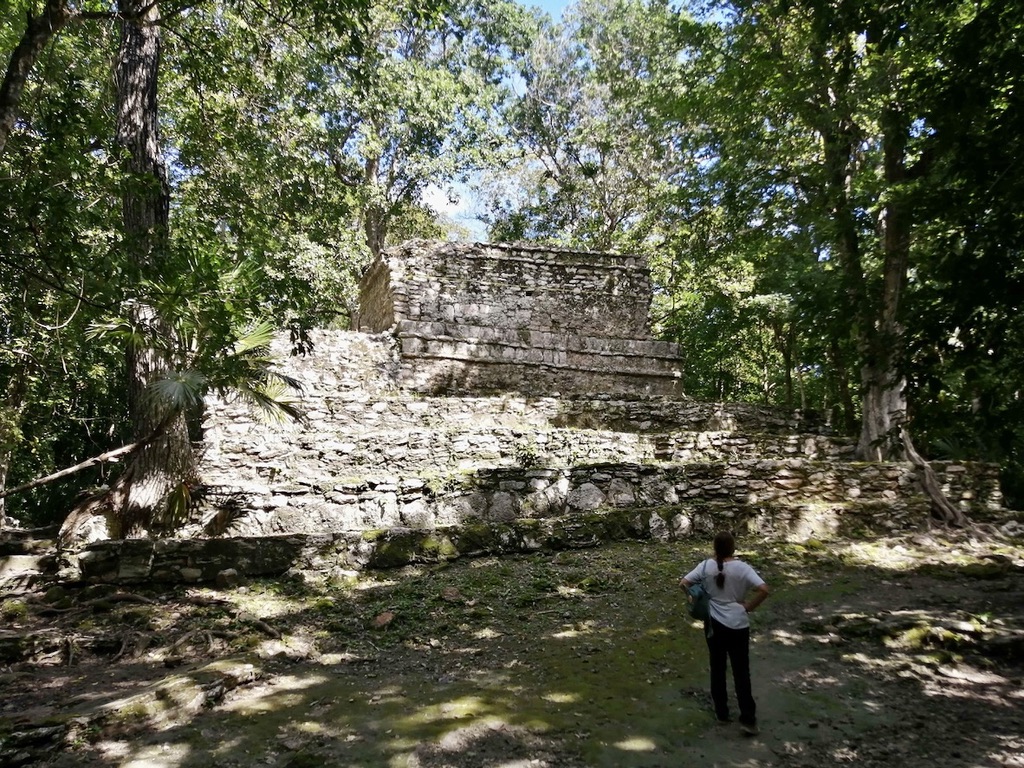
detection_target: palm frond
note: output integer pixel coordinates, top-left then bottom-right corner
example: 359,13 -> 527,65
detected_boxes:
164,482 -> 193,529
148,369 -> 208,412
232,320 -> 277,356
266,370 -> 305,393
234,380 -> 306,424
86,317 -> 138,342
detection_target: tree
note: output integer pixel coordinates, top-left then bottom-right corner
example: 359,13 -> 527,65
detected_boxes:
1,1 -> 125,529
1,1 -> 381,537
483,0 -> 688,252
665,0 -> 1024,518
903,0 -> 1024,506
332,0 -> 526,255
673,1 -> 930,455
0,0 -> 77,157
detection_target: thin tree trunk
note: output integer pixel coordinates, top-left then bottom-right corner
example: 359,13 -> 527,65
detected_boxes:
363,156 -> 387,256
0,370 -> 28,528
795,360 -> 806,413
0,451 -> 10,528
0,0 -> 75,157
829,338 -> 857,435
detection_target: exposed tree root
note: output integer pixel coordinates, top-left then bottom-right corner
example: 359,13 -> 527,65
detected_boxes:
84,591 -> 156,607
237,612 -> 280,638
901,425 -> 970,528
168,629 -> 200,655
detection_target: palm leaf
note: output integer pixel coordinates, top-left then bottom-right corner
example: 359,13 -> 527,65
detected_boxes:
234,380 -> 306,424
148,369 -> 208,412
232,320 -> 277,356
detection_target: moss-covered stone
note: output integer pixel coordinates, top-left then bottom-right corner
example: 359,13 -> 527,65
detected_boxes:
420,534 -> 459,560
367,534 -> 421,569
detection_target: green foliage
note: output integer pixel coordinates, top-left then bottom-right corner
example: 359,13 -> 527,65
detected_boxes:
3,0 -> 1024,521
483,0 -> 686,252
0,11 -> 127,524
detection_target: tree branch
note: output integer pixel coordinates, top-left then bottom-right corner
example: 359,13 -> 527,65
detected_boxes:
0,412 -> 177,500
0,0 -> 77,157
0,252 -> 112,310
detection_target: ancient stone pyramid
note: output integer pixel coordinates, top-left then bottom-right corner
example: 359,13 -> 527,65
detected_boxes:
74,241 -> 1003,583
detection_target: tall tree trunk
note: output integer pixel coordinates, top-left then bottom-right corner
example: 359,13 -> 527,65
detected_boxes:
855,103 -> 911,460
815,30 -> 910,460
0,0 -> 75,157
114,0 -> 196,535
60,0 -> 195,546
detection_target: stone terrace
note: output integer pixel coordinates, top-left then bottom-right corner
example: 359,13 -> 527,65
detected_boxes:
163,330 -> 1003,582
70,240 -> 1005,584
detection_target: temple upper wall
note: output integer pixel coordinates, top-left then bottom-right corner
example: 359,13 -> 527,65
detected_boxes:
354,240 -> 683,397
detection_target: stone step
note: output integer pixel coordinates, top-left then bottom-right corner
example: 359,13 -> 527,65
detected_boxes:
211,390 -> 831,437
219,330 -> 831,433
394,319 -> 682,396
0,553 -> 57,593
79,497 -> 937,585
0,525 -> 58,549
194,458 -> 1001,539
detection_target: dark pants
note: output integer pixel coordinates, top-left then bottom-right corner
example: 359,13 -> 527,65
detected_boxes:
706,617 -> 756,724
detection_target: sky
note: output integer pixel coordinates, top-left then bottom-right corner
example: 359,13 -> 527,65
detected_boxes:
525,0 -> 572,18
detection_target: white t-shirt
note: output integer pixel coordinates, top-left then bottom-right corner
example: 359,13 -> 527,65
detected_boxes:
684,558 -> 766,629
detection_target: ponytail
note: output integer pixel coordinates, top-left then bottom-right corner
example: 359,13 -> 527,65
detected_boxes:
713,531 -> 735,589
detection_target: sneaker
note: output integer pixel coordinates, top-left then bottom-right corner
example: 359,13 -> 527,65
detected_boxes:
716,716 -> 732,725
739,720 -> 759,736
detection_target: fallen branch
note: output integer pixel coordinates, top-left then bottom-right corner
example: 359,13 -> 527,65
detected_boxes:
0,413 -> 177,500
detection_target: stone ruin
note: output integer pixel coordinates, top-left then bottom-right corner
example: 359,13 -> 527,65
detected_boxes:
354,240 -> 683,396
69,241 -> 1005,584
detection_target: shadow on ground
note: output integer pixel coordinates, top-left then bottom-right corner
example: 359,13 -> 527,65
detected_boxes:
3,534 -> 1023,767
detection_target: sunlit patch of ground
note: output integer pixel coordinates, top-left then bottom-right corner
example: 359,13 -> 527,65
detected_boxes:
2,532 -> 1022,767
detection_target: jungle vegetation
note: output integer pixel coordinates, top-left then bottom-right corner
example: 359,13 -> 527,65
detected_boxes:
1,0 -> 1022,533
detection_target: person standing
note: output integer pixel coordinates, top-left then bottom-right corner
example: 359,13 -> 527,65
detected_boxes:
680,531 -> 770,735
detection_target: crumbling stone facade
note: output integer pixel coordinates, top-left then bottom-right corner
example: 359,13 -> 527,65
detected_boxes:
64,241 -> 1010,584
73,324 -> 1006,584
354,240 -> 683,396
195,330 -> 1002,540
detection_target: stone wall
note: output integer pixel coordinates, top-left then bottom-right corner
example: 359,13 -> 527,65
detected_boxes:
48,323 -> 1010,584
354,240 -> 683,397
197,330 -> 1003,542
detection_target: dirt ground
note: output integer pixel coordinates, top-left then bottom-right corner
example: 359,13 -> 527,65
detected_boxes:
2,529 -> 1023,768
